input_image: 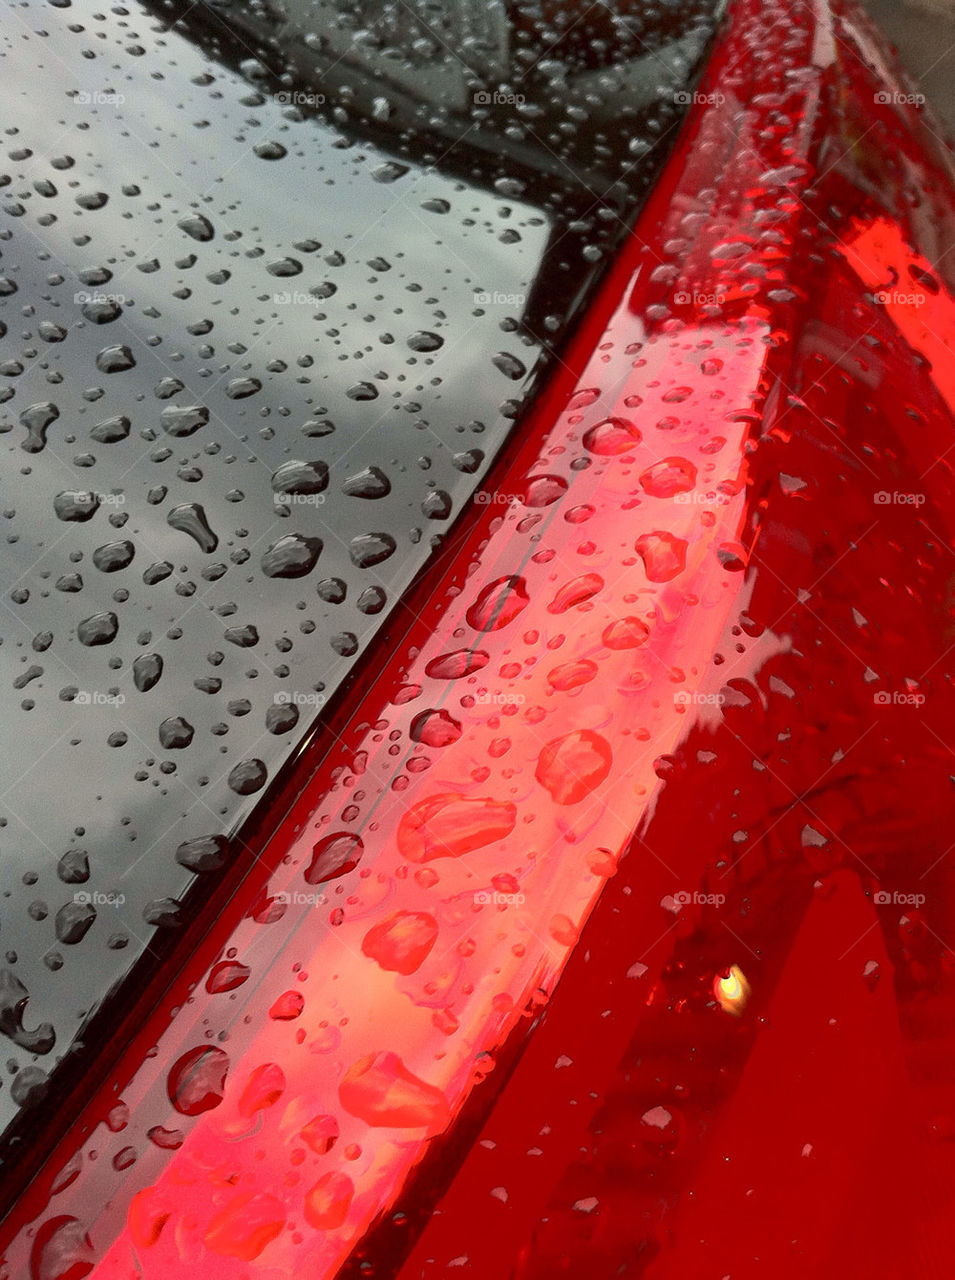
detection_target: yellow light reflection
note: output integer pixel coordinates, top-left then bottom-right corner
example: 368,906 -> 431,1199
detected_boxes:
715,964 -> 750,1016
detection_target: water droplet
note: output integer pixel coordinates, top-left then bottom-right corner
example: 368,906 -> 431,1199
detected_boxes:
168,503 -> 218,553
492,351 -> 526,380
238,1063 -> 285,1116
20,402 -> 58,453
408,330 -> 443,352
29,1216 -> 95,1280
349,532 -> 396,568
272,459 -> 328,496
227,759 -> 267,795
547,573 -> 603,614
410,709 -> 462,747
92,540 -> 134,572
54,491 -> 99,522
54,902 -> 95,945
535,730 -> 612,804
161,405 -> 210,437
425,648 -> 489,680
362,911 -> 439,974
304,1172 -> 354,1230
206,961 -> 250,993
634,531 -> 688,582
583,417 -> 642,455
176,834 -> 230,872
639,456 -> 697,498
397,794 -> 516,862
254,140 -> 287,160
132,653 -> 163,692
339,1051 -> 449,1134
167,1045 -> 229,1115
602,617 -> 649,649
305,832 -> 364,884
300,1114 -> 338,1154
178,212 -> 214,241
547,659 -> 597,691
342,466 -> 390,499
158,717 -> 194,749
371,161 -> 409,183
91,415 -> 130,443
261,534 -> 322,579
95,344 -> 136,374
204,1192 -> 285,1261
523,474 -> 567,507
466,576 -> 529,631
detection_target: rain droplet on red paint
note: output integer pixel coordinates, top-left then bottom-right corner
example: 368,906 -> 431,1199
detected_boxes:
305,1172 -> 354,1230
204,1193 -> 286,1261
397,794 -> 517,862
547,659 -> 598,691
339,1051 -> 450,1135
238,1063 -> 286,1117
716,541 -> 747,571
424,648 -> 489,680
166,1046 -> 229,1116
206,960 -> 251,993
269,990 -> 305,1020
301,1113 -> 339,1155
535,730 -> 613,805
305,832 -> 364,884
567,387 -> 600,411
30,1216 -> 95,1280
582,417 -> 642,455
362,911 -> 439,974
635,531 -> 688,582
522,474 -> 568,507
466,576 -> 529,632
547,572 -> 604,614
602,617 -> 650,649
639,456 -> 697,498
410,709 -> 462,748
128,1188 -> 170,1251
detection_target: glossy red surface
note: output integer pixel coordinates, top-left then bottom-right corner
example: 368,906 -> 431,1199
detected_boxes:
5,0 -> 955,1276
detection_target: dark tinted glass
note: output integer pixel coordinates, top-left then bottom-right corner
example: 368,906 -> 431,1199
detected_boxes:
0,0 -> 721,1181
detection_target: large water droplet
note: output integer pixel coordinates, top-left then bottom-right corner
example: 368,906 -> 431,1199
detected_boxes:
547,573 -> 603,614
639,456 -> 697,498
339,1051 -> 450,1134
132,653 -> 163,692
305,832 -> 363,884
466,576 -> 529,631
397,794 -> 516,862
261,534 -> 322,579
535,730 -> 613,804
425,648 -> 489,680
304,1172 -> 354,1230
29,1215 -> 95,1280
583,417 -> 642,455
168,503 -> 218,553
178,212 -> 214,241
410,708 -> 462,747
161,405 -> 209,437
362,911 -> 439,974
635,531 -> 688,582
204,1193 -> 285,1261
77,612 -> 118,647
206,961 -> 250,993
167,1045 -> 229,1115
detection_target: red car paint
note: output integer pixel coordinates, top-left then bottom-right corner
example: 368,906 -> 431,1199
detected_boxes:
5,0 -> 955,1276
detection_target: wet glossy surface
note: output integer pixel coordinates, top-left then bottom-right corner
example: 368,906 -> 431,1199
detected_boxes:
0,0 -> 720,1163
5,0 -> 955,1276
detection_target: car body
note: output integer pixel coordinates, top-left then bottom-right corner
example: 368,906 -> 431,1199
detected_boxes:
2,0 -> 955,1276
